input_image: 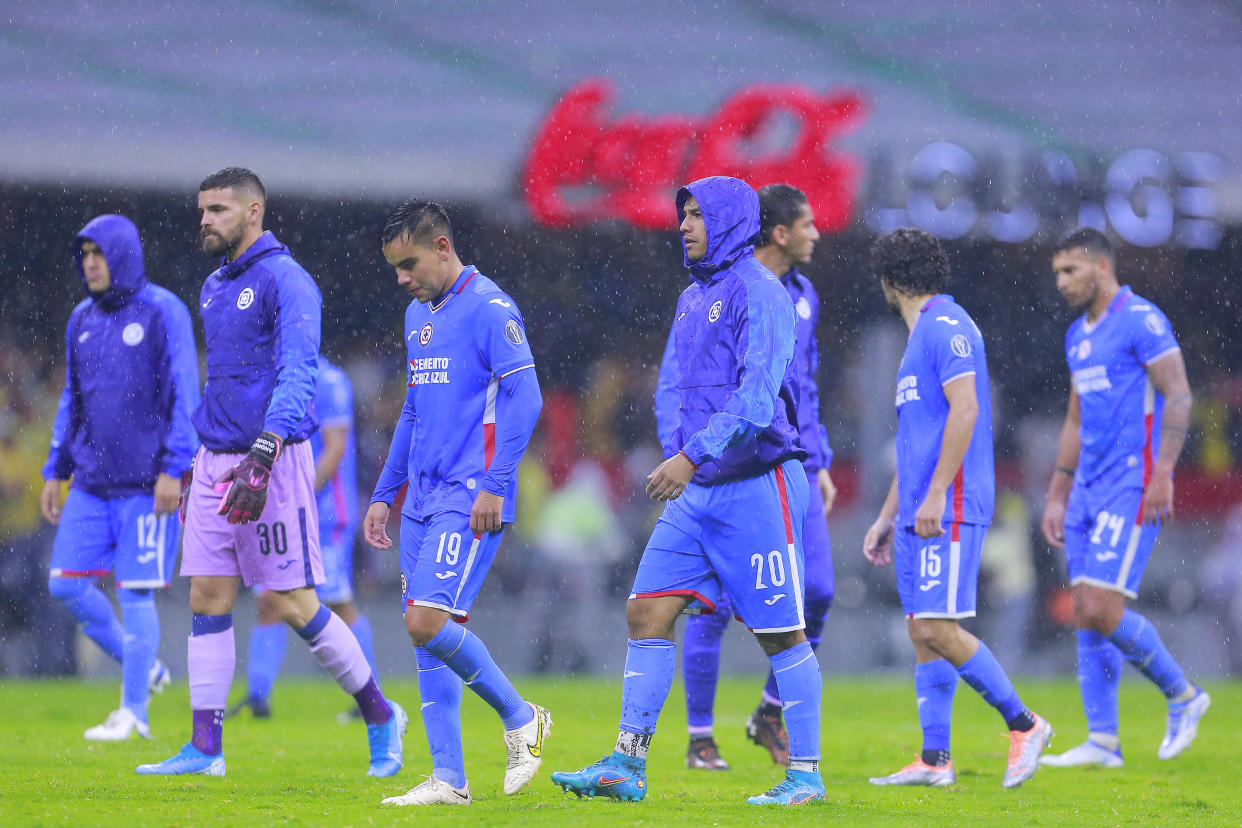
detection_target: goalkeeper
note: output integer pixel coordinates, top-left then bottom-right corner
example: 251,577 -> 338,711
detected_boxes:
137,168 -> 406,778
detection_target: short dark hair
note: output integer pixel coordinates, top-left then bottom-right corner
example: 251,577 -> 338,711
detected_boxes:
869,228 -> 950,296
1054,226 -> 1113,260
198,167 -> 266,203
756,184 -> 809,247
381,199 -> 454,248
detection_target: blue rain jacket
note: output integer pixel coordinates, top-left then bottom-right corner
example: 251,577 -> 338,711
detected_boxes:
43,214 -> 200,497
663,176 -> 805,485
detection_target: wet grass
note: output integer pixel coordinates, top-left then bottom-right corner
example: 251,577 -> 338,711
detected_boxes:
1,675 -> 1238,826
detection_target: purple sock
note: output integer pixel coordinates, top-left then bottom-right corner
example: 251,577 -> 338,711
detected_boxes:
192,709 -> 224,755
297,605 -> 391,722
188,613 -> 235,712
352,677 -> 392,726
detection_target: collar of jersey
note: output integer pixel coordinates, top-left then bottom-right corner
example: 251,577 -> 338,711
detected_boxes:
919,294 -> 951,314
1081,285 -> 1131,335
429,266 -> 477,313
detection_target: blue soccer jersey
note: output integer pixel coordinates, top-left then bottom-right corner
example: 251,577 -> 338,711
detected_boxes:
894,295 -> 994,528
1065,286 -> 1180,489
311,356 -> 357,542
371,266 -> 539,524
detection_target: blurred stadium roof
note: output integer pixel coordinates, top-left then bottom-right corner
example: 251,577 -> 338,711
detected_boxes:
3,0 -> 1239,217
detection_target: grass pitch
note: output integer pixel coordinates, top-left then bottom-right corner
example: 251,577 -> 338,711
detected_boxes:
0,675 -> 1237,826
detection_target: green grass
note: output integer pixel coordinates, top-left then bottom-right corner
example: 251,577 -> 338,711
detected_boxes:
0,676 -> 1238,826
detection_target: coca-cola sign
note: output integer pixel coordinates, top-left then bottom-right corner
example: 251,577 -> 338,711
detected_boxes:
523,79 -> 867,231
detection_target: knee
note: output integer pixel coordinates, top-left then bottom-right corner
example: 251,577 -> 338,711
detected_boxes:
755,629 -> 807,657
47,575 -> 86,603
405,609 -> 447,647
906,619 -> 946,652
117,587 -> 153,607
625,598 -> 677,640
1074,591 -> 1123,634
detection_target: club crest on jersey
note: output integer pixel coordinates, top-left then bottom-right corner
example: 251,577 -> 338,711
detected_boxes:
950,334 -> 971,358
419,322 -> 434,347
505,319 -> 525,345
795,297 -> 811,320
708,300 -> 723,323
121,322 -> 145,346
236,287 -> 255,310
1074,339 -> 1092,360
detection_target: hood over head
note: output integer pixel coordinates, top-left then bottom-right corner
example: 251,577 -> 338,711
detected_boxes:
74,214 -> 146,310
676,176 -> 760,281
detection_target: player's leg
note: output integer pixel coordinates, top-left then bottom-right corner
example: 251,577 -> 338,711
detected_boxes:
683,594 -> 731,769
47,489 -> 124,668
319,529 -> 383,717
384,515 -> 470,806
228,588 -> 285,718
552,497 -> 714,802
137,449 -> 244,776
402,511 -> 548,795
701,461 -> 824,805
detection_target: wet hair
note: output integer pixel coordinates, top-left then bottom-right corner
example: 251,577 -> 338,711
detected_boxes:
1054,226 -> 1113,261
381,199 -> 454,248
198,167 -> 266,203
756,184 -> 809,247
868,228 -> 950,296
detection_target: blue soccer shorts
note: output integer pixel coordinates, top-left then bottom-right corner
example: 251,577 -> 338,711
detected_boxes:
1064,482 -> 1156,599
400,510 -> 503,620
51,488 -> 179,589
314,525 -> 357,605
894,521 -> 985,619
630,459 -> 809,634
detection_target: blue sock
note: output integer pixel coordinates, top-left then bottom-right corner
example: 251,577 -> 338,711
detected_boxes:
424,622 -> 531,730
247,622 -> 288,702
416,647 -> 465,788
1108,609 -> 1191,698
1077,629 -> 1122,736
762,607 -> 830,704
683,604 -> 728,731
117,588 -> 159,720
48,576 -> 124,663
769,640 -> 821,763
915,659 -> 958,754
350,615 -> 381,690
619,638 -> 677,738
957,641 -> 1026,724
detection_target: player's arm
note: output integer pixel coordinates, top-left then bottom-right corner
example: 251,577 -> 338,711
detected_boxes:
474,366 -> 543,534
913,374 -> 978,538
314,424 -> 348,491
863,475 -> 899,566
155,295 -> 201,515
1040,384 -> 1081,549
653,324 -> 680,458
677,280 -> 795,468
366,384 -> 416,550
217,272 -> 321,524
1142,349 -> 1192,525
40,319 -> 81,524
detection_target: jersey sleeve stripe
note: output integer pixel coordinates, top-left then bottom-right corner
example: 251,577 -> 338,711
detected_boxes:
1142,345 -> 1181,366
941,370 -> 976,387
498,363 -> 535,378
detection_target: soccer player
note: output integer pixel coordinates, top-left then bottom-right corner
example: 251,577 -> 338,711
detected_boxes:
39,214 -> 199,740
1039,227 -> 1209,768
657,184 -> 836,770
366,199 -> 547,807
136,167 -> 405,777
228,356 -> 383,721
551,176 -> 825,806
862,228 -> 1053,789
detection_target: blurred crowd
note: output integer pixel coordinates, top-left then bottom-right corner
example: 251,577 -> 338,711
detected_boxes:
2,183 -> 1241,675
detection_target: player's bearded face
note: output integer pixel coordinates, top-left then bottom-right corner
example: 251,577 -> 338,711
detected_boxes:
198,188 -> 252,259
784,204 -> 820,265
1052,250 -> 1100,311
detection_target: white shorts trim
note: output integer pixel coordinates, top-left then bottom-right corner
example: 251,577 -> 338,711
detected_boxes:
404,598 -> 467,618
751,622 -> 807,634
115,579 -> 172,590
909,610 -> 977,620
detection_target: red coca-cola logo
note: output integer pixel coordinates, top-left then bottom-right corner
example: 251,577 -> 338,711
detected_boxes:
523,79 -> 867,231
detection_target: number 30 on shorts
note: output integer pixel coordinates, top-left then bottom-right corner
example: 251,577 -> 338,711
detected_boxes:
255,522 -> 289,556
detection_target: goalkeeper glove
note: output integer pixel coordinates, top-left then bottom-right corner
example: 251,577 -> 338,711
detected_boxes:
217,431 -> 282,525
178,468 -> 193,525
